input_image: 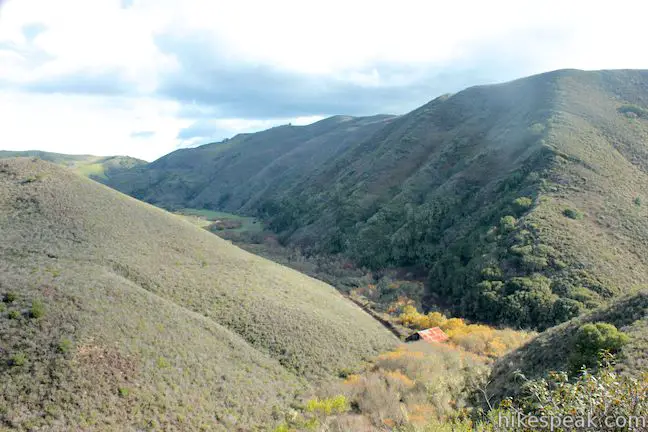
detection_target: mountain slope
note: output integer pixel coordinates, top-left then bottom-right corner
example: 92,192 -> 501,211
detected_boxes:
106,69 -> 648,331
0,158 -> 395,430
107,115 -> 396,211
489,288 -> 648,401
0,150 -> 146,181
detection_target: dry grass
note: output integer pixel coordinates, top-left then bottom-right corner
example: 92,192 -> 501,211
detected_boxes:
285,343 -> 489,431
0,158 -> 396,430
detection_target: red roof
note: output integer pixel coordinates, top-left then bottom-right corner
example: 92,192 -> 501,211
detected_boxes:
417,327 -> 449,343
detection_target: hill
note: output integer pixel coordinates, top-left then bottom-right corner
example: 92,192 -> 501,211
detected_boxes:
0,158 -> 395,430
0,150 -> 145,181
106,115 -> 395,211
107,69 -> 648,331
489,288 -> 648,401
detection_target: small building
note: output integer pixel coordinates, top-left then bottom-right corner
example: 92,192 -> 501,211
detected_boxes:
405,327 -> 449,343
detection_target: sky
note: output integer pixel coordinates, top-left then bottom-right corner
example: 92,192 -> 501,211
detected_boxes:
1,1 -> 647,161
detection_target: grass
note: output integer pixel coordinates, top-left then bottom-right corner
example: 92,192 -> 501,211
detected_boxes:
0,158 -> 396,430
279,342 -> 491,430
0,150 -> 145,182
74,162 -> 106,179
175,208 -> 263,233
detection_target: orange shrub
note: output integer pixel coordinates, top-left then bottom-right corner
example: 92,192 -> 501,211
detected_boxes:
396,306 -> 534,358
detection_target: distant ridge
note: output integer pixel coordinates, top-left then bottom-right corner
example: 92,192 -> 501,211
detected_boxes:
0,150 -> 146,181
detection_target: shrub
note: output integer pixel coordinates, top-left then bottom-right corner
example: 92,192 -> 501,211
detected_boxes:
156,357 -> 170,368
551,298 -> 584,322
305,395 -> 349,416
58,338 -> 73,354
30,300 -> 45,318
499,216 -> 517,232
520,254 -> 549,271
3,292 -> 17,303
426,311 -> 447,328
368,344 -> 487,424
563,208 -> 584,220
9,352 -> 27,367
396,306 -> 532,358
512,197 -> 533,213
480,266 -> 503,281
569,322 -> 629,372
634,196 -> 642,206
502,358 -> 648,431
8,310 -> 21,320
618,104 -> 648,118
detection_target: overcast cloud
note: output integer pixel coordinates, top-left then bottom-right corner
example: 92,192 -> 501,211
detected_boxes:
0,0 -> 647,161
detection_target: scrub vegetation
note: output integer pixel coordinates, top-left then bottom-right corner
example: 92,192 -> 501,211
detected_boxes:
0,158 -> 395,430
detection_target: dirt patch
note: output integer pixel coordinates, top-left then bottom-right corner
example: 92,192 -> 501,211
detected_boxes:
75,344 -> 138,384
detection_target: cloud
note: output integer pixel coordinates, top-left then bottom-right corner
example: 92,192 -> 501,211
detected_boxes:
21,70 -> 132,95
155,34 -> 510,119
1,0 -> 648,161
22,23 -> 46,42
130,130 -> 155,139
156,29 -> 548,118
0,90 -> 184,162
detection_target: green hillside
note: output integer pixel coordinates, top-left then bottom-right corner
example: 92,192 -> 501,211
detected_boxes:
107,69 -> 648,331
0,158 -> 395,430
107,115 -> 395,211
0,150 -> 146,181
489,288 -> 648,401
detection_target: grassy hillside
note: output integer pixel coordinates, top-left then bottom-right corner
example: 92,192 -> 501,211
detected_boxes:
0,150 -> 145,181
489,288 -> 648,401
107,115 -> 396,211
0,158 -> 395,430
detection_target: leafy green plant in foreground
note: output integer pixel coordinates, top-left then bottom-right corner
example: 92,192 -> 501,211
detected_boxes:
499,357 -> 648,432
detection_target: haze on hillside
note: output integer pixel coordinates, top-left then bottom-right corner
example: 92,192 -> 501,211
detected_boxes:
1,0 -> 648,160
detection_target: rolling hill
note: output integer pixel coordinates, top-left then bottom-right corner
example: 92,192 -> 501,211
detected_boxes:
489,288 -> 648,401
0,158 -> 396,430
106,69 -> 648,331
0,150 -> 146,181
106,115 -> 396,211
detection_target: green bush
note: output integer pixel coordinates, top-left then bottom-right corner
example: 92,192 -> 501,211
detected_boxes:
156,356 -> 170,368
569,322 -> 629,372
57,338 -> 73,354
30,300 -> 45,319
3,292 -> 17,303
618,104 -> 648,118
499,216 -> 517,233
512,197 -> 533,213
563,208 -> 584,220
9,352 -> 27,367
480,266 -> 503,281
501,358 -> 648,431
305,395 -> 349,416
551,298 -> 584,322
8,310 -> 21,320
634,196 -> 642,206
